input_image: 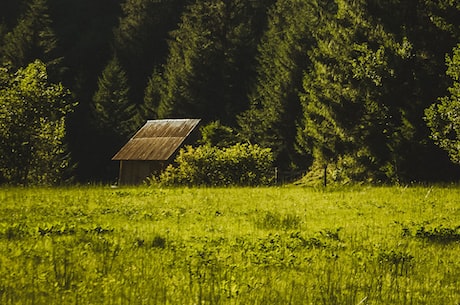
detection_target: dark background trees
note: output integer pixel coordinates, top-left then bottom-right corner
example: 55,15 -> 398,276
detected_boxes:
238,0 -> 323,172
296,0 -> 460,183
0,0 -> 459,184
157,0 -> 274,126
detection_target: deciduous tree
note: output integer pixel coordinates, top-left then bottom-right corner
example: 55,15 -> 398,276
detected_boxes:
0,60 -> 74,185
425,44 -> 460,165
297,0 -> 460,183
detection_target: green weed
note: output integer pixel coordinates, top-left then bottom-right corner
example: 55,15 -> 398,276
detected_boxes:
255,211 -> 302,230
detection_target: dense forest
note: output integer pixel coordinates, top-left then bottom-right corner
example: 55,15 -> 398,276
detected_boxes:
1,0 -> 460,185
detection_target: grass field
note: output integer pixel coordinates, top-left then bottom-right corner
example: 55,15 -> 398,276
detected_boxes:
0,185 -> 459,304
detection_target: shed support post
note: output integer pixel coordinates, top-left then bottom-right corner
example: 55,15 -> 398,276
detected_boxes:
118,160 -> 123,186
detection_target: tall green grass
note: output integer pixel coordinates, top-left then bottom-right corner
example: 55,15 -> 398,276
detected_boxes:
0,185 -> 459,304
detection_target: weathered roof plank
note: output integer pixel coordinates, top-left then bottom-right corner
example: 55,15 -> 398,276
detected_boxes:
112,119 -> 200,161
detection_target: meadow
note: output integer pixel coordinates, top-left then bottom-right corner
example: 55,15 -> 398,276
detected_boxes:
0,185 -> 459,304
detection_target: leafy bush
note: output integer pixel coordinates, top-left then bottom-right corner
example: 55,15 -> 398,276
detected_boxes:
155,143 -> 275,186
298,155 -> 370,187
297,149 -> 393,186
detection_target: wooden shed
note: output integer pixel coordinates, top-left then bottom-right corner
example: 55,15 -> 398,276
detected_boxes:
112,119 -> 201,185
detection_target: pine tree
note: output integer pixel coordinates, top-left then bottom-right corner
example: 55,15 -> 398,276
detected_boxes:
158,0 -> 274,125
114,0 -> 187,112
1,0 -> 61,77
48,0 -> 123,182
0,0 -> 27,40
92,55 -> 138,140
297,0 -> 460,183
297,0 -> 415,183
142,68 -> 163,120
238,0 -> 321,170
90,55 -> 140,181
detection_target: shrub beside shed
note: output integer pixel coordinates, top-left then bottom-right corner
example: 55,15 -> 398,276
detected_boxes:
112,119 -> 201,185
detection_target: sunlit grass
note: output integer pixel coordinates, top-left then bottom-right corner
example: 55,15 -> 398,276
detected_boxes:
0,185 -> 459,304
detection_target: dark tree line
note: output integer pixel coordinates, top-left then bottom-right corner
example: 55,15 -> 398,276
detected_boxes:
0,0 -> 459,184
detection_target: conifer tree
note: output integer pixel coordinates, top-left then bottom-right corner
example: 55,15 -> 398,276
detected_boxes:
114,0 -> 187,112
1,0 -> 61,78
142,68 -> 163,120
238,0 -> 320,170
92,55 -> 138,140
158,0 -> 274,125
297,0 -> 416,183
90,55 -> 140,181
297,0 -> 460,183
367,0 -> 460,180
48,0 -> 123,181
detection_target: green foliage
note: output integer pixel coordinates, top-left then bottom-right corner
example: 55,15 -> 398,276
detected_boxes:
377,249 -> 414,276
297,0 -> 460,183
299,152 -> 374,187
158,0 -> 273,125
90,55 -> 142,181
255,211 -> 302,231
198,121 -> 239,148
425,43 -> 460,165
297,0 -> 396,182
416,225 -> 460,243
92,55 -> 139,140
0,60 -> 74,185
1,0 -> 61,78
1,0 -> 460,183
238,0 -> 318,170
141,68 -> 163,120
113,0 -> 186,108
157,143 -> 275,186
402,223 -> 460,244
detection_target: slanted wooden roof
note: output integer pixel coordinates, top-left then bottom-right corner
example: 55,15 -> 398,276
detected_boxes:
112,119 -> 201,161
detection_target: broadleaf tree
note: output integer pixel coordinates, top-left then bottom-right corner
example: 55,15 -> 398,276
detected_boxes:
297,0 -> 460,184
425,44 -> 460,165
0,60 -> 74,185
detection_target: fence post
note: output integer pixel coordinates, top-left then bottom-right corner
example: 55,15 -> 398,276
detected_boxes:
323,164 -> 327,187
